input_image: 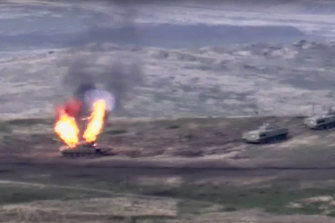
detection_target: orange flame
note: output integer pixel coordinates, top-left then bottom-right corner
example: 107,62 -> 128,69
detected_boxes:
83,99 -> 107,143
54,109 -> 80,148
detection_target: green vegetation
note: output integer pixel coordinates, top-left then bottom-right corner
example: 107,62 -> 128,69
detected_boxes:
137,181 -> 335,216
2,116 -> 335,221
0,184 -> 106,205
177,200 -> 212,215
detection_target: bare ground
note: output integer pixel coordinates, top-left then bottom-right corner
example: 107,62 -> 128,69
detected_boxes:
1,116 -> 335,222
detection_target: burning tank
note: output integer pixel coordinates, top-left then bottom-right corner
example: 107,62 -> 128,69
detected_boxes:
60,142 -> 113,158
242,122 -> 288,144
54,84 -> 115,158
304,111 -> 335,129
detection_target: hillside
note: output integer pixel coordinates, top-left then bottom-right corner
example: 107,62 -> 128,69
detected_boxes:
1,41 -> 335,119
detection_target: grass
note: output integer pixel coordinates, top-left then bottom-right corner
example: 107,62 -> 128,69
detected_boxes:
0,182 -> 114,206
177,200 -> 212,215
3,116 -> 335,220
21,169 -> 334,217
0,124 -> 12,134
4,118 -> 52,126
1,172 -> 335,220
105,129 -> 128,135
136,180 -> 335,216
0,185 -> 78,205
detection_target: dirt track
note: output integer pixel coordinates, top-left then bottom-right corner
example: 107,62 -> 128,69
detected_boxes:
1,116 -> 335,222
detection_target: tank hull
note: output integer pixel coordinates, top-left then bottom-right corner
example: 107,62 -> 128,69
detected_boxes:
244,132 -> 288,144
242,123 -> 288,144
304,116 -> 335,130
60,143 -> 113,158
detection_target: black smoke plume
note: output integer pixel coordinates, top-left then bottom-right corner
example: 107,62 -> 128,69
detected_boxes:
63,50 -> 143,113
62,2 -> 143,113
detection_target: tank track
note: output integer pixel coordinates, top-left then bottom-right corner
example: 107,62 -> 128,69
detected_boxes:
259,133 -> 288,144
60,144 -> 112,158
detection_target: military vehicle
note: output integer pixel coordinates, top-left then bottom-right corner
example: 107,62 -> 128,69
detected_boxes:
304,111 -> 335,130
60,142 -> 112,158
242,122 -> 288,144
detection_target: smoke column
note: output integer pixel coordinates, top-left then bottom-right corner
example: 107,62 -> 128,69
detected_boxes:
62,1 -> 143,113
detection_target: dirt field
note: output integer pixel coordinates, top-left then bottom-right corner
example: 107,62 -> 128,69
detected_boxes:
1,116 -> 335,222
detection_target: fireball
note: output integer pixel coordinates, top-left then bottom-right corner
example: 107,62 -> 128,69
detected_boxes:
54,108 -> 80,148
54,98 -> 108,148
83,99 -> 107,143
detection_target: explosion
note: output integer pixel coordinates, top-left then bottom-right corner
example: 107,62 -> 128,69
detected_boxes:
54,88 -> 114,149
83,99 -> 107,143
54,108 -> 80,148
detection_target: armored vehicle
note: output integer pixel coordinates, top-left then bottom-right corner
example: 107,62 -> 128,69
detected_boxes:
304,111 -> 335,129
60,142 -> 112,158
242,122 -> 288,144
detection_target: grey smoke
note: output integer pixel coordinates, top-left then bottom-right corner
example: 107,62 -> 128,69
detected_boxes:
62,2 -> 143,113
62,48 -> 143,113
